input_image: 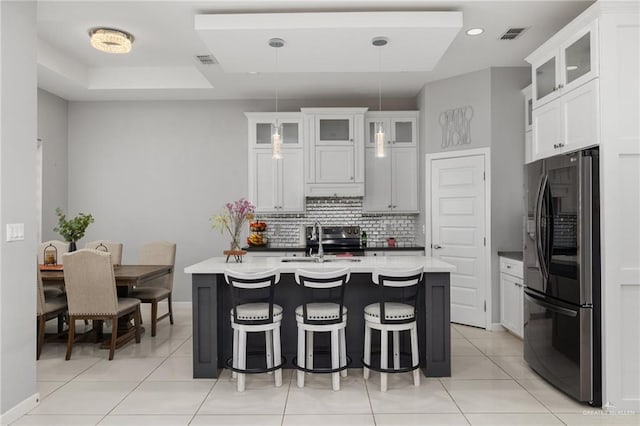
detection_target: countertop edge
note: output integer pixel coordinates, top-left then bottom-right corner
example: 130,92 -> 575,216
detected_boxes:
498,251 -> 523,262
184,255 -> 455,274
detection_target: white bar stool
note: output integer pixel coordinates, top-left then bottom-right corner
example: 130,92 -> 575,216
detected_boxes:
363,266 -> 423,392
224,268 -> 283,392
294,267 -> 350,391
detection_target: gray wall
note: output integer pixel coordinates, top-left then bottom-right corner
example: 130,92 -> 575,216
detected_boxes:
417,67 -> 529,324
66,98 -> 416,302
489,68 -> 531,322
37,89 -> 68,241
0,0 -> 38,418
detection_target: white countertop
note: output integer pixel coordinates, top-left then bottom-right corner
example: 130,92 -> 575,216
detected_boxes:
184,255 -> 456,274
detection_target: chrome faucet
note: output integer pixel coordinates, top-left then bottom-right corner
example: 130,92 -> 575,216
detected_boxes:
313,221 -> 324,262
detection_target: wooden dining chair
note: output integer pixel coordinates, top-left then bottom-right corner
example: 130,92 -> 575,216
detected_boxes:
128,241 -> 176,336
85,240 -> 123,266
36,268 -> 68,360
62,249 -> 141,360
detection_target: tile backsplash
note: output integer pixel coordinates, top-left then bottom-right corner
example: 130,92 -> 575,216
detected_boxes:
253,197 -> 419,247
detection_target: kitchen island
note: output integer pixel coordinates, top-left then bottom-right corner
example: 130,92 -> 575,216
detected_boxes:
184,256 -> 455,378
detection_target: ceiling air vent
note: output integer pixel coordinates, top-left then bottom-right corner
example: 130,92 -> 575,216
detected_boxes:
499,27 -> 528,40
195,54 -> 218,65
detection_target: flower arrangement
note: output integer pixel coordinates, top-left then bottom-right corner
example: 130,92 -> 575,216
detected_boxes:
53,208 -> 94,247
210,198 -> 255,251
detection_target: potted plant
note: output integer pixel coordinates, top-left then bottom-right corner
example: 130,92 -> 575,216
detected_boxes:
53,208 -> 94,251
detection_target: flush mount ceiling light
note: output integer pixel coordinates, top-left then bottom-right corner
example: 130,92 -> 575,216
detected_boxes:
89,28 -> 134,54
269,37 -> 285,160
372,37 -> 389,159
466,28 -> 484,36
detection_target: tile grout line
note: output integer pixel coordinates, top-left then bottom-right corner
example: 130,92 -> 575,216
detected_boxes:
437,377 -> 472,426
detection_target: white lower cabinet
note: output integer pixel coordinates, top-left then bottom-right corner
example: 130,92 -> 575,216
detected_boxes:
250,149 -> 304,213
500,257 -> 524,338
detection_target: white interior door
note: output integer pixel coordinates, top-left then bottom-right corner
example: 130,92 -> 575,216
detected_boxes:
431,154 -> 487,328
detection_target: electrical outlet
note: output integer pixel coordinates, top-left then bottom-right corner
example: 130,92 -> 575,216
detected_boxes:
6,223 -> 25,242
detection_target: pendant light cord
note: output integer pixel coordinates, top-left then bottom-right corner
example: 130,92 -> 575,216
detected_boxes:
275,47 -> 279,114
378,46 -> 382,112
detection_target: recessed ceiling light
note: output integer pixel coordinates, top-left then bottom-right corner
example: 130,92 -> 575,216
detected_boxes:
89,28 -> 134,54
466,28 -> 484,36
248,71 -> 259,75
566,65 -> 579,71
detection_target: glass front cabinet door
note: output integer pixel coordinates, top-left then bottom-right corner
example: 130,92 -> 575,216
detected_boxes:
247,113 -> 303,148
532,21 -> 598,108
315,115 -> 354,145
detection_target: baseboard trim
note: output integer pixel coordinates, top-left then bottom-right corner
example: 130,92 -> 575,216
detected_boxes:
487,323 -> 506,332
0,392 -> 39,425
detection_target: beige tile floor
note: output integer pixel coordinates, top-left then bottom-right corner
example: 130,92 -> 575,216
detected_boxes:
14,304 -> 640,425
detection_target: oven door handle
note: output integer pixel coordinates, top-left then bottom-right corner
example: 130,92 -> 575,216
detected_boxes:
525,292 -> 577,317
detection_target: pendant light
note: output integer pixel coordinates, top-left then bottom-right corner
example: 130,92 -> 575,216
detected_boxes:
372,37 -> 389,158
269,38 -> 285,160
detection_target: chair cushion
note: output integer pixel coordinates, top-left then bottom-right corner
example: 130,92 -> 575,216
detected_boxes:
43,295 -> 67,314
129,286 -> 171,301
116,297 -> 141,315
230,303 -> 283,322
364,302 -> 415,322
295,303 -> 347,321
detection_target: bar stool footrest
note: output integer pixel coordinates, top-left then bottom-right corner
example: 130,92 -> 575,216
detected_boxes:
362,350 -> 419,374
225,353 -> 286,374
293,351 -> 352,374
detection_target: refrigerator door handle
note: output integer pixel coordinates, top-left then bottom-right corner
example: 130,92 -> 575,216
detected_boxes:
535,174 -> 549,285
524,292 -> 578,317
579,155 -> 593,306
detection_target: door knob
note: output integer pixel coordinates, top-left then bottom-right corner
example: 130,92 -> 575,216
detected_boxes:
432,244 -> 442,249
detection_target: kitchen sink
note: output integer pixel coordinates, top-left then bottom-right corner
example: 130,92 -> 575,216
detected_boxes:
280,257 -> 319,263
323,258 -> 361,262
280,257 -> 361,263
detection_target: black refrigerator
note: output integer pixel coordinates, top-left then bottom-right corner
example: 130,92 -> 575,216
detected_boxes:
523,147 -> 601,406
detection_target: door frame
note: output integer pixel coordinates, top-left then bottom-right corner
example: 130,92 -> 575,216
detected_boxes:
425,147 -> 492,329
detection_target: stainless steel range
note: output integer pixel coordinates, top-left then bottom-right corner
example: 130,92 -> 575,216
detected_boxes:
305,225 -> 363,256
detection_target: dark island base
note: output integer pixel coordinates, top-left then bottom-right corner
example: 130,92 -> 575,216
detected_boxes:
192,272 -> 451,378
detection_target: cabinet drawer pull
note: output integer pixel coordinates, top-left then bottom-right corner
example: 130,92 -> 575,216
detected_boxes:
558,84 -> 564,89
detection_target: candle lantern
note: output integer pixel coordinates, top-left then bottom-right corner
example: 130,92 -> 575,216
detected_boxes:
43,243 -> 58,265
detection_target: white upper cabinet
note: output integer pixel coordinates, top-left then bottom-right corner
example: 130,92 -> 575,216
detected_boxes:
250,149 -> 304,213
246,112 -> 305,213
302,107 -> 367,197
531,21 -> 598,109
522,85 -> 534,164
527,13 -> 601,161
364,111 -> 419,213
532,68 -> 599,161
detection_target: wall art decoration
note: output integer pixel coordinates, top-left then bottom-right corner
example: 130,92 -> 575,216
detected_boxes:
439,106 -> 473,148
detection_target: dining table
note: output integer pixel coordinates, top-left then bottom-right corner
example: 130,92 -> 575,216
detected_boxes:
40,264 -> 173,348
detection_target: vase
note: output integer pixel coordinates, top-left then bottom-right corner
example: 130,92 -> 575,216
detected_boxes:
229,233 -> 241,252
69,241 -> 77,252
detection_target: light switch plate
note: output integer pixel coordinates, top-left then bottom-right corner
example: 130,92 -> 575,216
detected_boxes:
6,223 -> 25,242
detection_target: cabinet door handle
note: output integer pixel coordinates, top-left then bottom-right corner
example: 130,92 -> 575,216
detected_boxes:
506,265 -> 511,269
558,84 -> 564,89
388,204 -> 392,208
350,176 -> 354,181
432,244 -> 442,249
